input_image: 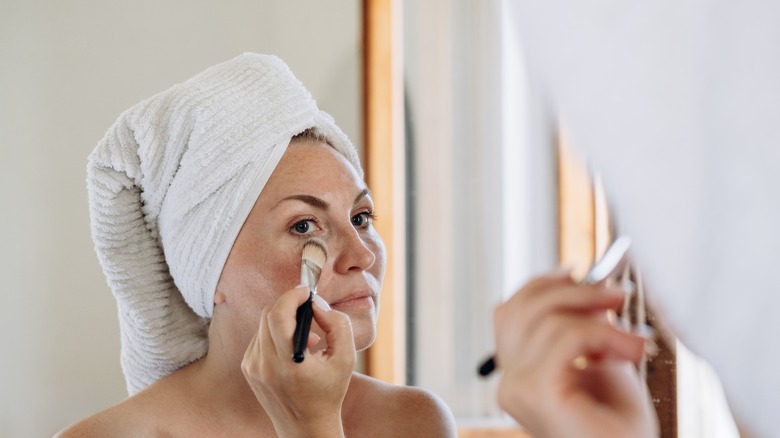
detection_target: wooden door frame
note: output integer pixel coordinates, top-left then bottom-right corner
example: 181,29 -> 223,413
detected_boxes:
362,0 -> 406,385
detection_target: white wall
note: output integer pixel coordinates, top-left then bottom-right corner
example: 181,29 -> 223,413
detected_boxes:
0,1 -> 360,435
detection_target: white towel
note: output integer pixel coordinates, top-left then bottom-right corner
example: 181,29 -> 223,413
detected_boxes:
87,53 -> 362,394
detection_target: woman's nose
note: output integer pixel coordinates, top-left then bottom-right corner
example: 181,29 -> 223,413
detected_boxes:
330,227 -> 376,274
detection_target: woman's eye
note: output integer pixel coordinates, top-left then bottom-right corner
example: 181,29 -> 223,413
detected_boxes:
352,211 -> 375,228
291,219 -> 317,235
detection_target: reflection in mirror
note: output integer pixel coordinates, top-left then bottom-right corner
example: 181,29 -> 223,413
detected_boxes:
403,1 -> 739,437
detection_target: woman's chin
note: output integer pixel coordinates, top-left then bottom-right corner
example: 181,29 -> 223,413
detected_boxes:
339,308 -> 377,350
309,317 -> 376,353
353,329 -> 377,352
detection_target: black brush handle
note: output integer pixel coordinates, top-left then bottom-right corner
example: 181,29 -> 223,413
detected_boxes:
292,291 -> 314,363
477,356 -> 496,376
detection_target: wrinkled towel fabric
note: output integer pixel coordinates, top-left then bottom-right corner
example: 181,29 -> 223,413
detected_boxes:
87,53 -> 362,395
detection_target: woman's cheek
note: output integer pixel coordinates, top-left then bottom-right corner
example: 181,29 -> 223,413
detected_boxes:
267,256 -> 304,293
242,255 -> 303,308
369,234 -> 387,279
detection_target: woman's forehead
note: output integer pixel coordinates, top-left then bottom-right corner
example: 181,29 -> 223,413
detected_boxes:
260,142 -> 367,205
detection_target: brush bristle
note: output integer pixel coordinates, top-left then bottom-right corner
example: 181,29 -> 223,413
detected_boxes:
301,238 -> 328,268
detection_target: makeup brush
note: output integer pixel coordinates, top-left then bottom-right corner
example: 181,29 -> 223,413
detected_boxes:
292,238 -> 328,363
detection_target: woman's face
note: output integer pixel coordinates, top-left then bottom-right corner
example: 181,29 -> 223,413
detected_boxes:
214,139 -> 385,352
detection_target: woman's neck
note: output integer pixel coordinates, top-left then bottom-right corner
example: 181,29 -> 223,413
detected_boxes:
183,332 -> 275,427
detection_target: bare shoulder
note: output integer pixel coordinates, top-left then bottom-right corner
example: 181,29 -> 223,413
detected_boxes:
53,393 -> 159,438
346,373 -> 457,437
53,375 -> 188,438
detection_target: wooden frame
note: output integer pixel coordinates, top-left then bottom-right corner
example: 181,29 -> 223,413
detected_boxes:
362,0 -> 406,385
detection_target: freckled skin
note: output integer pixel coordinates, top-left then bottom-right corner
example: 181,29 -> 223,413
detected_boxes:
213,139 -> 386,360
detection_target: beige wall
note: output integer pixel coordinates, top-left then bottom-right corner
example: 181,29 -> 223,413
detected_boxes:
0,1 -> 360,435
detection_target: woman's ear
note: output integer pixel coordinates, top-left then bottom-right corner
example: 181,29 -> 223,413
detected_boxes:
214,290 -> 227,305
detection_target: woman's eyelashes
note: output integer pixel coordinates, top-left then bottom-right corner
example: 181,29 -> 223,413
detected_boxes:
290,217 -> 319,236
351,210 -> 376,229
288,210 -> 375,237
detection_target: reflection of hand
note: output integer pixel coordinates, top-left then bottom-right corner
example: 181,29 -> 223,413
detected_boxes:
242,286 -> 355,437
493,273 -> 658,438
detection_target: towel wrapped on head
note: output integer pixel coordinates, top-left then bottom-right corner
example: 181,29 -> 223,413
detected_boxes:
87,53 -> 362,395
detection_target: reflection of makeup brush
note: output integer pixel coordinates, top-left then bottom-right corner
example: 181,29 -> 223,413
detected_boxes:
292,238 -> 328,363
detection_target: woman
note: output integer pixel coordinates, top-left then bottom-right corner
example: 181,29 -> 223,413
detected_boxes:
58,53 -> 455,437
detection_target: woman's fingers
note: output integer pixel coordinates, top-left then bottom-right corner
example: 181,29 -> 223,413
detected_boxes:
518,312 -> 647,372
493,272 -> 659,438
241,286 -> 355,437
250,285 -> 355,367
494,283 -> 629,363
494,273 -> 644,373
307,331 -> 322,348
311,304 -> 356,368
264,285 -> 311,360
497,282 -> 626,328
244,283 -> 356,369
518,270 -> 576,296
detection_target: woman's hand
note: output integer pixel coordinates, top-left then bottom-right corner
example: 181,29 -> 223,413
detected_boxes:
493,273 -> 659,438
242,286 -> 355,438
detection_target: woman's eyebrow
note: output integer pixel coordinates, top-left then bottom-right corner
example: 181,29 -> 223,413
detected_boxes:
273,188 -> 371,211
273,194 -> 329,211
354,188 -> 371,206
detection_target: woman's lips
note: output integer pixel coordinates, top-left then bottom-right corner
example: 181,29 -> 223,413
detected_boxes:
330,293 -> 374,310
